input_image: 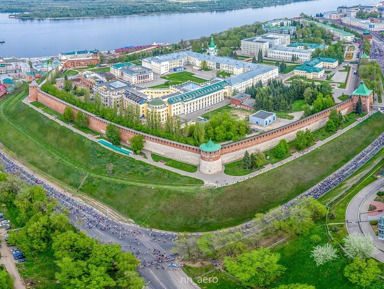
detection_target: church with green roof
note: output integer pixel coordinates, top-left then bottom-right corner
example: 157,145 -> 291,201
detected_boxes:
207,37 -> 218,56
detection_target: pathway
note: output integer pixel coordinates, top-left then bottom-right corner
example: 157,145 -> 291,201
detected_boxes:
345,179 -> 384,263
0,229 -> 26,289
23,97 -> 375,188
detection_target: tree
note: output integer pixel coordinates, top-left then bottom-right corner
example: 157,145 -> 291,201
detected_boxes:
75,111 -> 89,128
356,96 -> 363,114
252,56 -> 257,63
326,119 -> 336,132
200,60 -> 209,71
63,106 -> 74,122
106,124 -> 121,145
343,233 -> 375,259
242,151 -> 252,169
251,151 -> 265,168
311,243 -> 338,266
276,284 -> 315,289
224,248 -> 285,288
274,139 -> 289,159
344,258 -> 381,288
129,135 -> 145,154
257,49 -> 263,63
64,80 -> 72,92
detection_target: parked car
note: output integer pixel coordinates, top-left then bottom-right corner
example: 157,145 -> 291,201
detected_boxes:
5,226 -> 12,231
18,259 -> 27,263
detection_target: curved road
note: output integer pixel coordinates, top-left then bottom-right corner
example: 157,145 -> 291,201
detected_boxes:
346,179 -> 384,263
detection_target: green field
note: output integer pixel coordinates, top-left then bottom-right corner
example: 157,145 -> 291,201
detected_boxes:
59,70 -> 78,77
151,153 -> 197,173
150,71 -> 207,88
1,86 -> 384,231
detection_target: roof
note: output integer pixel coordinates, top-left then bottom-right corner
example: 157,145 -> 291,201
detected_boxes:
361,53 -> 369,59
112,62 -> 133,69
2,78 -> 13,84
124,90 -> 147,105
250,110 -> 275,120
0,84 -> 6,92
363,29 -> 371,35
268,45 -> 313,54
168,81 -> 228,105
352,80 -> 373,97
288,42 -> 327,50
200,140 -> 221,152
231,92 -> 251,101
149,99 -> 165,106
209,37 -> 217,48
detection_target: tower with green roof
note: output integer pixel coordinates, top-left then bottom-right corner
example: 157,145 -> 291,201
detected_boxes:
207,37 -> 218,56
351,80 -> 373,113
199,140 -> 222,174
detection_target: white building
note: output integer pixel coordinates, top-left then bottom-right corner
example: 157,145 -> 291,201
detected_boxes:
93,80 -> 131,108
241,33 -> 291,56
267,46 -> 312,62
341,17 -> 384,32
249,111 -> 276,126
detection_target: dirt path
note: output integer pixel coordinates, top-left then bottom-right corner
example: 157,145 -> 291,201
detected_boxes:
0,229 -> 26,289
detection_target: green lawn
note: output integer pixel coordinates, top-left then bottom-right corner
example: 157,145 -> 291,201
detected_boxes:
59,70 -> 78,77
151,72 -> 207,88
201,105 -> 252,121
338,94 -> 350,101
272,225 -> 359,289
151,153 -> 197,173
274,111 -> 294,120
2,86 -> 384,231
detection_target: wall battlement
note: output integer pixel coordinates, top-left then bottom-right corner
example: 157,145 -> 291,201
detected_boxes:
29,85 -> 355,174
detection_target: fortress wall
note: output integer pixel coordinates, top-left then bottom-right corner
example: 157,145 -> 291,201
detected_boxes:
32,87 -> 354,167
221,100 -> 353,163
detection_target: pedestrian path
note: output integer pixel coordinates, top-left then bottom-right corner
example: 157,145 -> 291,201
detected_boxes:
23,97 -> 375,188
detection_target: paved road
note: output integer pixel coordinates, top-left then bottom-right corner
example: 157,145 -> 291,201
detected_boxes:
0,229 -> 26,289
345,179 -> 384,263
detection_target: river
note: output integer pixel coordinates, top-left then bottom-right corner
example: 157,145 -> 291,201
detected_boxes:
0,0 -> 374,58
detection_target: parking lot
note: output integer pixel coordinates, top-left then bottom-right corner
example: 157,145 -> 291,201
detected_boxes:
0,227 -> 26,289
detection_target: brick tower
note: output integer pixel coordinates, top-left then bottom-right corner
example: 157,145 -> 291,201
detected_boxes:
199,140 -> 222,175
28,80 -> 38,102
351,80 -> 373,113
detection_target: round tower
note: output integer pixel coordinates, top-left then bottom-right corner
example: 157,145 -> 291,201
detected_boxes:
28,80 -> 38,102
199,140 -> 222,175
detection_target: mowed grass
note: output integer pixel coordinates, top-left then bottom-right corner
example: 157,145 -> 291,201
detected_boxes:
151,153 -> 197,173
1,86 -> 384,231
151,71 -> 207,88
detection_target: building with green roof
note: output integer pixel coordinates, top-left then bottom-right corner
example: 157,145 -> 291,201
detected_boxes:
351,80 -> 373,113
207,37 -> 218,56
199,140 -> 223,174
293,57 -> 338,79
361,53 -> 369,59
352,80 -> 373,97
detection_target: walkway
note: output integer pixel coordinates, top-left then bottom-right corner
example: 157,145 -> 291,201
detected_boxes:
345,179 -> 384,263
0,229 -> 26,289
23,97 -> 375,187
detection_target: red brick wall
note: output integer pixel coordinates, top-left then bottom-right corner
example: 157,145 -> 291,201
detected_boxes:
201,151 -> 221,161
221,99 -> 354,154
32,87 -> 355,160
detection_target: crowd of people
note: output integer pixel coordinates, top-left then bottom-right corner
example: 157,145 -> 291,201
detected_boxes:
0,149 -> 178,271
287,131 -> 384,206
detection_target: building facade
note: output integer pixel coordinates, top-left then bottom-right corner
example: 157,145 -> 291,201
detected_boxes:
249,111 -> 276,126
